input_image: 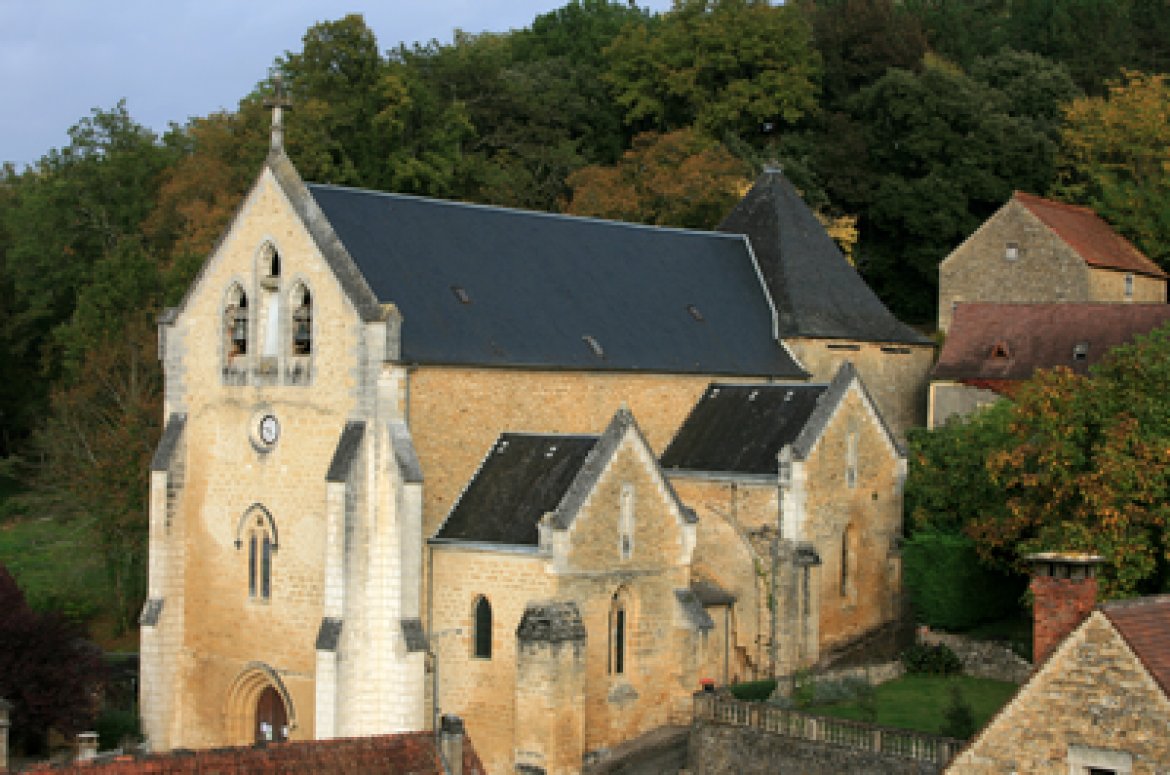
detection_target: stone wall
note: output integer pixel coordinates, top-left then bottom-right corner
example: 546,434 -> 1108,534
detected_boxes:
947,612 -> 1170,773
917,631 -> 1030,684
927,382 -> 1002,430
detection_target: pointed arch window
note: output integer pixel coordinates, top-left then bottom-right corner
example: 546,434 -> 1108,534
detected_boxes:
292,284 -> 312,356
236,505 -> 278,602
846,430 -> 858,489
840,524 -> 853,597
473,596 -> 492,659
226,285 -> 249,357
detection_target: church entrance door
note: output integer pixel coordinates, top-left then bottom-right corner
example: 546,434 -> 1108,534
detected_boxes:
254,686 -> 289,743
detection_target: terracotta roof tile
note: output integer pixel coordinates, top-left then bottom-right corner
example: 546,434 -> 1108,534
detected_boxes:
1014,192 -> 1165,278
28,731 -> 485,775
932,303 -> 1170,383
1102,594 -> 1170,697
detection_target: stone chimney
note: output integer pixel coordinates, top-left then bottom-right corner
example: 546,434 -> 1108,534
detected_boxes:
77,731 -> 99,762
439,714 -> 463,775
1029,552 -> 1104,664
1,697 -> 11,773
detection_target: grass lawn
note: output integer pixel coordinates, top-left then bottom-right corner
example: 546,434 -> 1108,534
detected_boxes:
0,513 -> 109,623
805,674 -> 1018,737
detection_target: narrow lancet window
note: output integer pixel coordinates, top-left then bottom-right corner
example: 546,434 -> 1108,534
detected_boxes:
474,596 -> 492,659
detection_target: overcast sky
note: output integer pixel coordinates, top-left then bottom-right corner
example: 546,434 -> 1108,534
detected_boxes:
0,0 -> 675,169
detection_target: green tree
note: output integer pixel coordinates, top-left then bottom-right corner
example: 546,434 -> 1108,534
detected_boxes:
603,0 -> 821,143
975,326 -> 1170,596
1057,70 -> 1170,268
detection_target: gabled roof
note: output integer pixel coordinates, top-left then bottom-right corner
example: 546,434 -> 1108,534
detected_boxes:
29,730 -> 483,774
717,167 -> 928,345
661,362 -> 899,476
299,171 -> 803,377
1014,191 -> 1165,278
1102,594 -> 1170,697
432,433 -> 598,546
932,303 -> 1170,384
432,409 -> 693,547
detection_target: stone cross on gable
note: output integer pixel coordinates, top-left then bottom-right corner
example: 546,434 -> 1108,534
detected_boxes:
264,74 -> 293,153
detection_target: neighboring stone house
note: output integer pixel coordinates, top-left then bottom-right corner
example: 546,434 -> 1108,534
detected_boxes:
947,555 -> 1170,774
719,167 -> 935,438
661,362 -> 907,682
140,108 -> 925,770
938,191 -> 1166,334
429,409 -> 711,775
929,303 -> 1170,427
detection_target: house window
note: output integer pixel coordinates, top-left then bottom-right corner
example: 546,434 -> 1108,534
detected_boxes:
265,245 -> 281,279
1067,744 -> 1132,774
473,596 -> 492,659
248,516 -> 274,601
846,430 -> 858,488
619,483 -> 634,560
226,285 -> 249,357
1005,242 -> 1019,261
609,589 -> 630,676
1125,272 -> 1134,299
291,284 -> 312,356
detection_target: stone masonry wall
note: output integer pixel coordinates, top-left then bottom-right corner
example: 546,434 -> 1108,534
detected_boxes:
948,612 -> 1170,773
938,200 -> 1092,333
786,340 -> 934,442
928,382 -> 1002,430
1088,265 -> 1165,303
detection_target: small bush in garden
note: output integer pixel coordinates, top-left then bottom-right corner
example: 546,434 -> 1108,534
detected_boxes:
901,642 -> 963,675
940,684 -> 977,739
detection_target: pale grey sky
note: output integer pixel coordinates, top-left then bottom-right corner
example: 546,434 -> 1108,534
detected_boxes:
0,0 -> 674,169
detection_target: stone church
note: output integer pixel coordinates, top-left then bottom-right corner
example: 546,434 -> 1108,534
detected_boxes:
140,112 -> 930,774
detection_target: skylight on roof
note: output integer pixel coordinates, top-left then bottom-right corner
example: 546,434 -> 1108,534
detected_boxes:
582,335 -> 604,358
687,304 -> 704,322
451,285 -> 471,304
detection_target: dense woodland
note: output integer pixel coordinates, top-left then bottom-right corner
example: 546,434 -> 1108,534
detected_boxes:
1,0 -> 1170,661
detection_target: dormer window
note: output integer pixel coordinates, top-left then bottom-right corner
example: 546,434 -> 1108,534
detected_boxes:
1005,242 -> 1019,261
991,341 -> 1011,359
292,286 -> 312,356
1073,342 -> 1089,361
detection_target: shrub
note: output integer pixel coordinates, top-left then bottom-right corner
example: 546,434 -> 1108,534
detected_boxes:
728,678 -> 777,701
940,684 -> 977,739
903,531 -> 1025,630
901,642 -> 963,675
95,708 -> 141,750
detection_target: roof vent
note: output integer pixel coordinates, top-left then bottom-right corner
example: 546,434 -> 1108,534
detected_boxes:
710,387 -> 720,398
545,444 -> 558,458
784,390 -> 794,401
686,304 -> 704,322
1073,342 -> 1089,361
497,439 -> 509,453
582,335 -> 604,359
748,390 -> 760,402
451,285 -> 471,304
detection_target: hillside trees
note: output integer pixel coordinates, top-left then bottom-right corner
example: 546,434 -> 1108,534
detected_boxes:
1057,71 -> 1170,267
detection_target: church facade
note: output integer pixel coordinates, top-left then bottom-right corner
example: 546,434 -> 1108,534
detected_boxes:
140,123 -> 928,772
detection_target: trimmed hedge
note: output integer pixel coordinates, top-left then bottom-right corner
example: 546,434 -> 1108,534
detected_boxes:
729,678 -> 777,701
903,531 -> 1024,630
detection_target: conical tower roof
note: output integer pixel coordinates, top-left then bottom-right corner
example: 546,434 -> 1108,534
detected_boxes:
718,167 -> 928,345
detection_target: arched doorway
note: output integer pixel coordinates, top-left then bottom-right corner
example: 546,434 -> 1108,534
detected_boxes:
254,686 -> 289,743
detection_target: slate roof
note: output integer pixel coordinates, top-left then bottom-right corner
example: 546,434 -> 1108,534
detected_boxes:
932,303 -> 1170,384
28,731 -> 484,774
1101,594 -> 1170,697
1014,192 -> 1166,278
433,433 -> 599,546
150,413 -> 186,472
303,179 -> 804,377
718,167 -> 928,345
325,421 -> 365,483
660,383 -> 829,475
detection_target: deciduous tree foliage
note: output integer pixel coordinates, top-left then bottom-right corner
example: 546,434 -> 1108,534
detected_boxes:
0,564 -> 105,754
1057,70 -> 1170,268
604,0 -> 821,142
973,326 -> 1170,597
565,128 -> 750,228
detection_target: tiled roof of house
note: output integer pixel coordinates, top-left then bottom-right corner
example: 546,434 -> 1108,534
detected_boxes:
27,731 -> 484,774
1014,192 -> 1165,278
717,167 -> 929,345
1101,594 -> 1170,698
932,303 -> 1170,385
